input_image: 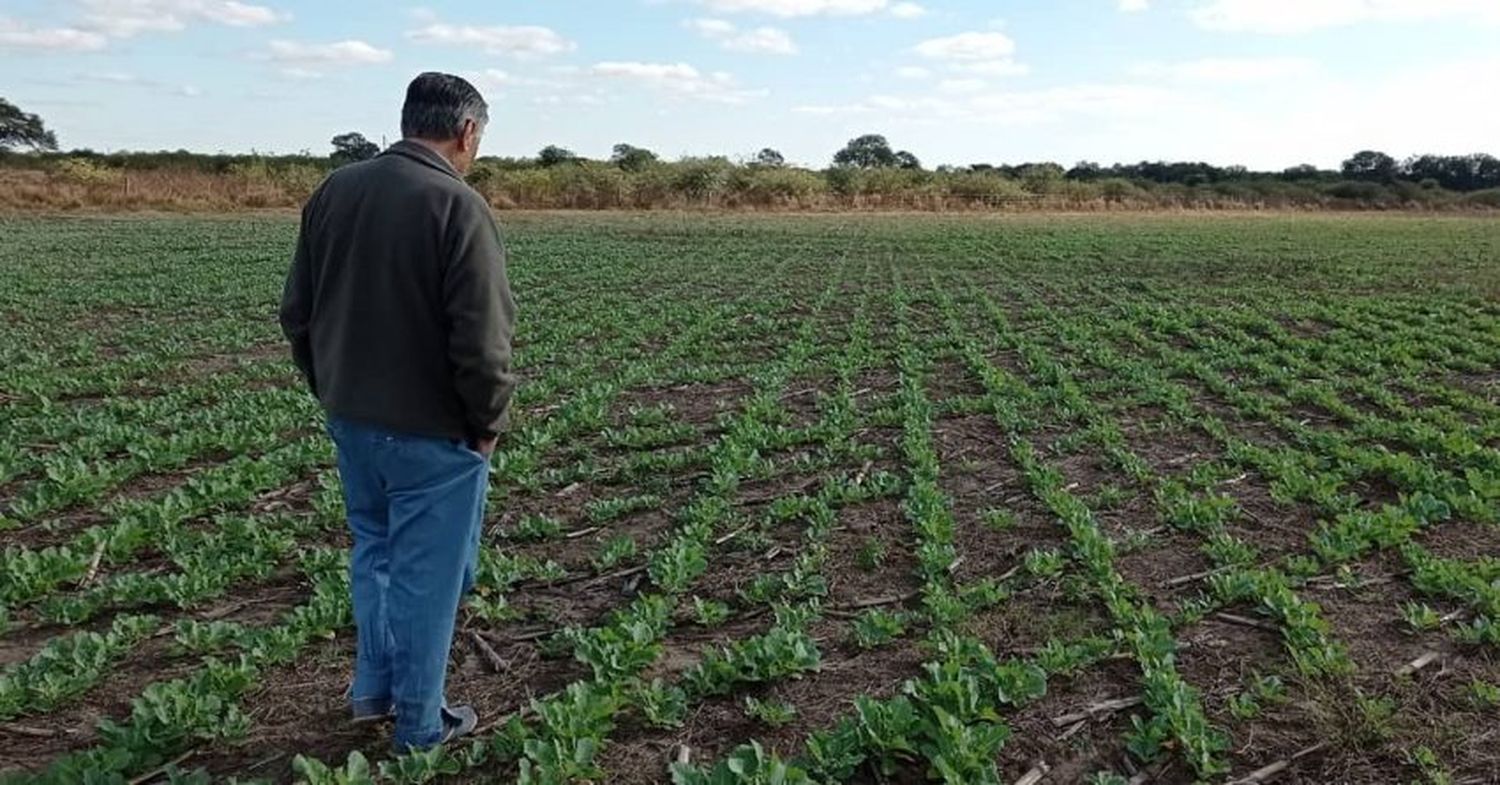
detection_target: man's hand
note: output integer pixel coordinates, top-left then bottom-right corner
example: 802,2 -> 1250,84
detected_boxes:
472,436 -> 499,457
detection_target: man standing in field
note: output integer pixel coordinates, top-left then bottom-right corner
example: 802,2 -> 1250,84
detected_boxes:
279,72 -> 516,751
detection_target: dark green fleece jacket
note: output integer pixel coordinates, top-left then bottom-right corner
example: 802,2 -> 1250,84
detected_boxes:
279,140 -> 517,441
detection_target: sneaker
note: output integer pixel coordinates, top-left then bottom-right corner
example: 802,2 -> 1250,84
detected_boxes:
392,705 -> 480,753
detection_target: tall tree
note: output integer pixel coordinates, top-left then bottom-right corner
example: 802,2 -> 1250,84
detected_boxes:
1341,150 -> 1398,183
0,98 -> 58,151
832,134 -> 897,169
610,143 -> 659,172
1478,154 -> 1500,191
537,145 -> 578,167
752,148 -> 786,168
1066,161 -> 1103,180
893,150 -> 921,171
330,132 -> 379,165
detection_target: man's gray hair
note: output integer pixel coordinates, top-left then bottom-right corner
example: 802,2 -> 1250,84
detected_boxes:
401,72 -> 489,141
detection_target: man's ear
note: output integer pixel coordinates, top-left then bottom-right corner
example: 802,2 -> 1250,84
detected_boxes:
461,118 -> 479,153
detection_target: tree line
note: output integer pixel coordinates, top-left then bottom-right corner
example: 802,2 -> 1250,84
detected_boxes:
338,132 -> 1500,193
4,97 -> 1499,210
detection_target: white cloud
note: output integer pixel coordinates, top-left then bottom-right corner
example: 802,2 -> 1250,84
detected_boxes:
479,68 -> 514,85
915,31 -> 1016,61
960,60 -> 1030,77
895,65 -> 932,79
687,18 -> 796,54
531,93 -> 606,107
267,39 -> 393,65
193,1 -> 278,25
528,94 -> 597,107
725,26 -> 796,53
1131,56 -> 1318,83
695,0 -> 890,17
0,18 -> 108,51
938,78 -> 987,94
406,22 -> 575,57
1119,0 -> 1149,11
470,68 -> 532,93
792,102 -> 872,116
795,83 -> 1180,126
686,17 -> 737,36
77,70 -> 201,96
84,70 -> 140,83
78,0 -> 282,38
914,31 -> 1027,78
277,66 -> 322,80
590,61 -> 765,103
682,0 -> 926,19
1189,0 -> 1500,34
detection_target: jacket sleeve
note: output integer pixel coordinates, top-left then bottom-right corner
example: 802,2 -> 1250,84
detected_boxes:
279,201 -> 319,397
443,197 -> 518,439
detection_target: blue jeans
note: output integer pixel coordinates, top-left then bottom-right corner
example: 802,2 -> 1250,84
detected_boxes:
326,415 -> 489,749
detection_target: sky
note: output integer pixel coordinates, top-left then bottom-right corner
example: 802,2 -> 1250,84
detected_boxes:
4,0 -> 1500,169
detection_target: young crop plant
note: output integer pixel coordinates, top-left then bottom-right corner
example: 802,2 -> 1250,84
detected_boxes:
1454,616 -> 1500,647
730,528 -> 775,554
605,421 -> 698,450
1023,547 -> 1067,580
648,537 -> 709,595
1400,600 -> 1443,633
586,493 -> 662,524
958,579 -> 1010,613
739,549 -> 829,606
0,613 -> 158,718
743,695 -> 798,728
682,620 -> 823,698
1467,678 -> 1500,710
855,537 -> 887,570
1154,480 -> 1237,534
379,746 -> 465,783
1202,532 -> 1257,567
1352,691 -> 1399,744
1225,673 -> 1286,721
1405,745 -> 1454,785
691,595 -> 733,627
979,507 -> 1017,531
812,629 -> 1049,783
562,594 -> 672,682
632,678 -> 688,729
851,608 -> 908,649
671,741 -> 813,785
515,681 -> 622,784
593,534 -> 638,571
173,618 -> 246,655
510,513 -> 564,542
1204,563 -> 1352,677
293,750 -> 378,785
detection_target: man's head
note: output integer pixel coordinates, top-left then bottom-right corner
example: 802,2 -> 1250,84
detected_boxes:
401,72 -> 488,174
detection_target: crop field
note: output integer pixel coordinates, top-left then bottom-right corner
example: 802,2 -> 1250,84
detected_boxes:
1,212 -> 1498,785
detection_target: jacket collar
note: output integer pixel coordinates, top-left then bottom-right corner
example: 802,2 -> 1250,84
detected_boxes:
383,139 -> 462,180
